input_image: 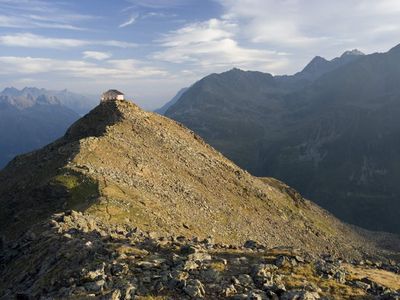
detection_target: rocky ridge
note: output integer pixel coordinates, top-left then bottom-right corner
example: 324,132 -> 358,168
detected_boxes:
1,100 -> 400,299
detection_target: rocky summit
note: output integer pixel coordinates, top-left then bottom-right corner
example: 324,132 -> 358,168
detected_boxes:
0,100 -> 400,299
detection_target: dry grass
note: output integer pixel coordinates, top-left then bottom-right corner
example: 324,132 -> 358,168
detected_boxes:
282,264 -> 368,299
345,264 -> 400,290
210,261 -> 226,272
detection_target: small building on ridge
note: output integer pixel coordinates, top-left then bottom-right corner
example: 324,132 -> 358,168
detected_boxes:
101,89 -> 125,102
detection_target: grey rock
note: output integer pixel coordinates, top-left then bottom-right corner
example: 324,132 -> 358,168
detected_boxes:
333,270 -> 346,284
265,290 -> 279,300
280,290 -> 320,300
181,245 -> 198,255
200,268 -> 221,283
84,279 -> 105,293
223,284 -> 237,297
244,240 -> 260,249
232,294 -> 249,300
183,260 -> 199,271
188,252 -> 212,263
275,256 -> 295,268
252,264 -> 278,280
137,261 -> 157,269
183,279 -> 206,298
122,283 -> 137,300
101,289 -> 121,300
111,263 -> 128,276
237,274 -> 254,287
247,289 -> 267,299
82,262 -> 106,281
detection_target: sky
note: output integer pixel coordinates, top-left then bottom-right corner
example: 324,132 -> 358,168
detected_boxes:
1,0 -> 400,110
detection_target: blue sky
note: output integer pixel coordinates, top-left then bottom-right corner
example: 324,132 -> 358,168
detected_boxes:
1,0 -> 400,109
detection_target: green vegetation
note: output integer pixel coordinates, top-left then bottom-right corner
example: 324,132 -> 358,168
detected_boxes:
53,171 -> 99,210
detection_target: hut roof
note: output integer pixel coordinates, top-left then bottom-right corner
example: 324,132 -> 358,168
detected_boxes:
102,89 -> 124,96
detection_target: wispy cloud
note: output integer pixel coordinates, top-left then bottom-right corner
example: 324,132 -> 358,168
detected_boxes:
126,0 -> 192,9
83,51 -> 112,61
0,14 -> 85,30
0,56 -> 167,79
0,0 -> 95,30
0,33 -> 137,49
119,14 -> 138,28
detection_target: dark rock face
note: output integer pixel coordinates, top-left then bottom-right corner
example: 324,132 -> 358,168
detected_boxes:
165,45 -> 400,234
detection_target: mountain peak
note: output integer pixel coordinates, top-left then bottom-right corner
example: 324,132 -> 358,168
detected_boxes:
230,67 -> 244,72
1,87 -> 21,96
301,56 -> 329,74
340,49 -> 365,57
223,67 -> 246,75
65,99 -> 138,141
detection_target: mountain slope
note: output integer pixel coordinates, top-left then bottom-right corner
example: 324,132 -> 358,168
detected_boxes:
155,87 -> 189,114
1,100 -> 397,261
0,92 -> 79,168
1,100 -> 400,299
164,45 -> 400,234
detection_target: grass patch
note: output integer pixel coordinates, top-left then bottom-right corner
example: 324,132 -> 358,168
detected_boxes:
210,261 -> 226,272
282,264 -> 367,299
53,171 -> 99,210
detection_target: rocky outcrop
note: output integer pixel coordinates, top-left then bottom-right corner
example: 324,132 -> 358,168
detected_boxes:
1,211 -> 399,299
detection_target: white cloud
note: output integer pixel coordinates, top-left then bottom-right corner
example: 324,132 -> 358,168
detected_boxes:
0,33 -> 137,49
153,18 -> 289,72
83,51 -> 112,61
217,0 -> 400,56
126,0 -> 191,9
119,15 -> 138,28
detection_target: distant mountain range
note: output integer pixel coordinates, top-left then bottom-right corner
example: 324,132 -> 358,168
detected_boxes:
0,87 -> 97,168
1,87 -> 98,115
164,45 -> 400,234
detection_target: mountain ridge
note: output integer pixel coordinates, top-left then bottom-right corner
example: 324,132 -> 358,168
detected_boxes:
164,44 -> 400,234
0,86 -> 98,114
1,99 -> 400,299
1,99 -> 398,261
